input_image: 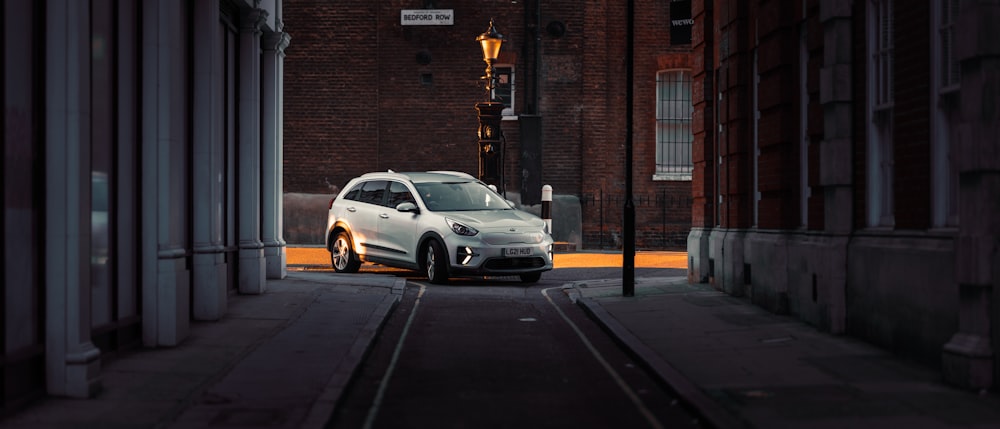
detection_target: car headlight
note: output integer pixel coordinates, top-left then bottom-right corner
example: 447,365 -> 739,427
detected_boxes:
446,218 -> 479,236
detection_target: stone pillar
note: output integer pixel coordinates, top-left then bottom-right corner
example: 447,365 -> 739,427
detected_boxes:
44,0 -> 101,397
191,0 -> 228,320
942,0 -> 1000,390
262,27 -> 291,280
819,0 -> 854,235
687,0 -> 715,285
816,0 -> 855,334
238,8 -> 268,294
141,0 -> 191,346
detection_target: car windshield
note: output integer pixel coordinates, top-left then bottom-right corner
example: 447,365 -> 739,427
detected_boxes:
415,181 -> 512,212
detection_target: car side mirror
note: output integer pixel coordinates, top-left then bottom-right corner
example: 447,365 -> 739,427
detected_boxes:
396,202 -> 419,213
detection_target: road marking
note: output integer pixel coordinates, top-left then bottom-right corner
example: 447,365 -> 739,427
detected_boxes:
363,283 -> 426,429
541,287 -> 665,429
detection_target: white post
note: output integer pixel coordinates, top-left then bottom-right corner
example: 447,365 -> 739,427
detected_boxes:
541,185 -> 553,234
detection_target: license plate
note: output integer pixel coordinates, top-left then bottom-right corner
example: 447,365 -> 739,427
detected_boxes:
503,247 -> 532,257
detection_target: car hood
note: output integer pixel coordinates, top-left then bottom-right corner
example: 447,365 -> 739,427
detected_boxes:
439,209 -> 546,231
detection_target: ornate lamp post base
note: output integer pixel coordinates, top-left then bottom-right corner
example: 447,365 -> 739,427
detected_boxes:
475,101 -> 506,192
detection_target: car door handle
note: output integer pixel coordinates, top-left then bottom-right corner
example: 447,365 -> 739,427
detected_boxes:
346,207 -> 357,212
379,213 -> 390,219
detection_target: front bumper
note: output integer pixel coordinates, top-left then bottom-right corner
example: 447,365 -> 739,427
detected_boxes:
446,239 -> 553,276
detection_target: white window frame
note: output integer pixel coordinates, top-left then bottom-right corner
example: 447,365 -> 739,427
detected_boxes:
931,0 -> 960,228
867,0 -> 895,227
654,69 -> 694,181
494,64 -> 516,117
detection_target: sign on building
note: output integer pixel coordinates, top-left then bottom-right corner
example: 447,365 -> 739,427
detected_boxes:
670,0 -> 692,45
400,9 -> 454,26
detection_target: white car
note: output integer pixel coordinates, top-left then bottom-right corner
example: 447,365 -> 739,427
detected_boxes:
325,171 -> 553,283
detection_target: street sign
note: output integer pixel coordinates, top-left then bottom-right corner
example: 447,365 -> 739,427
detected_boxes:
400,9 -> 454,26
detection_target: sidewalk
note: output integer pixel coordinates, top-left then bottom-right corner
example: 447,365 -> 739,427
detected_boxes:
5,262 -> 999,429
570,277 -> 1000,429
0,271 -> 403,429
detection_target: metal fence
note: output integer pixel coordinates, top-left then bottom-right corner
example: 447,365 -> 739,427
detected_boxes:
580,188 -> 692,250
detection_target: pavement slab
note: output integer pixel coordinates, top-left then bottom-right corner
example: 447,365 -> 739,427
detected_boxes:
570,277 -> 1000,429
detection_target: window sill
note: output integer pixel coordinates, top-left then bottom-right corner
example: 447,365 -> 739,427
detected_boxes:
653,173 -> 692,181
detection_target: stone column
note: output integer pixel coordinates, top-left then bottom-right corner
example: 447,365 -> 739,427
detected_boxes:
238,8 -> 268,294
262,27 -> 291,280
815,0 -> 855,334
44,0 -> 101,397
141,0 -> 191,346
191,0 -> 228,319
942,0 -> 1000,391
687,0 -> 714,285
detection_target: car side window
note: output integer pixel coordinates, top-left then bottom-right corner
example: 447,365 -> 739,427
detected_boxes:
387,181 -> 416,208
343,183 -> 363,201
358,180 -> 388,205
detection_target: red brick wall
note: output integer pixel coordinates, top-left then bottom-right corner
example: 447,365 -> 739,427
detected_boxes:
755,0 -> 798,230
804,0 -> 825,231
284,0 -> 694,249
576,0 -> 695,249
283,1 -> 380,194
284,0 -> 523,195
713,0 -> 753,230
691,0 -> 827,233
691,0 -> 716,228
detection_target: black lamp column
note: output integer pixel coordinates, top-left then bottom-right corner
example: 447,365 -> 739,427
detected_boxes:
475,102 -> 505,191
476,19 -> 505,192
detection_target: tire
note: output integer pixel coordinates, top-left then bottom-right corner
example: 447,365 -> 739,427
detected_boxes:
330,231 -> 361,273
519,272 -> 542,284
425,240 -> 449,284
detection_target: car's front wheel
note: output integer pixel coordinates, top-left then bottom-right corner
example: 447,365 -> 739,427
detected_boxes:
425,240 -> 449,284
331,231 -> 361,273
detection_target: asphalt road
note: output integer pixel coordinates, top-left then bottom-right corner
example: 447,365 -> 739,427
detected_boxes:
306,248 -> 698,429
328,280 -> 701,429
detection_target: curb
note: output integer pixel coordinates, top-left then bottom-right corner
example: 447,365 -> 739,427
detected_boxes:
300,280 -> 405,429
571,288 -> 749,429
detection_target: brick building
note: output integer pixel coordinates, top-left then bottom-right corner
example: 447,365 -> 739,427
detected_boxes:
687,0 -> 1000,389
282,0 -> 694,249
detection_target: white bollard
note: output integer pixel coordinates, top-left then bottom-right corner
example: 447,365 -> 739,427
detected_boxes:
541,185 -> 552,234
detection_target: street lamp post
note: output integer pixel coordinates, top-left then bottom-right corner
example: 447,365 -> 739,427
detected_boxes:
475,19 -> 505,193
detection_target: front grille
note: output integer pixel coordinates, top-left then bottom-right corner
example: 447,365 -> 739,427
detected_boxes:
484,257 -> 546,270
482,232 -> 545,245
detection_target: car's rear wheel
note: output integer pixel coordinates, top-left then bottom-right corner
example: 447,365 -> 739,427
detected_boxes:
425,240 -> 449,284
331,231 -> 361,273
519,272 -> 542,284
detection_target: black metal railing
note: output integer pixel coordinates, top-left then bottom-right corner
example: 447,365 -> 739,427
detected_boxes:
580,188 -> 692,250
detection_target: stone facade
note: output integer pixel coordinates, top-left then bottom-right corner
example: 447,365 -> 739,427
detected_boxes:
688,0 -> 1000,390
0,0 -> 287,410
